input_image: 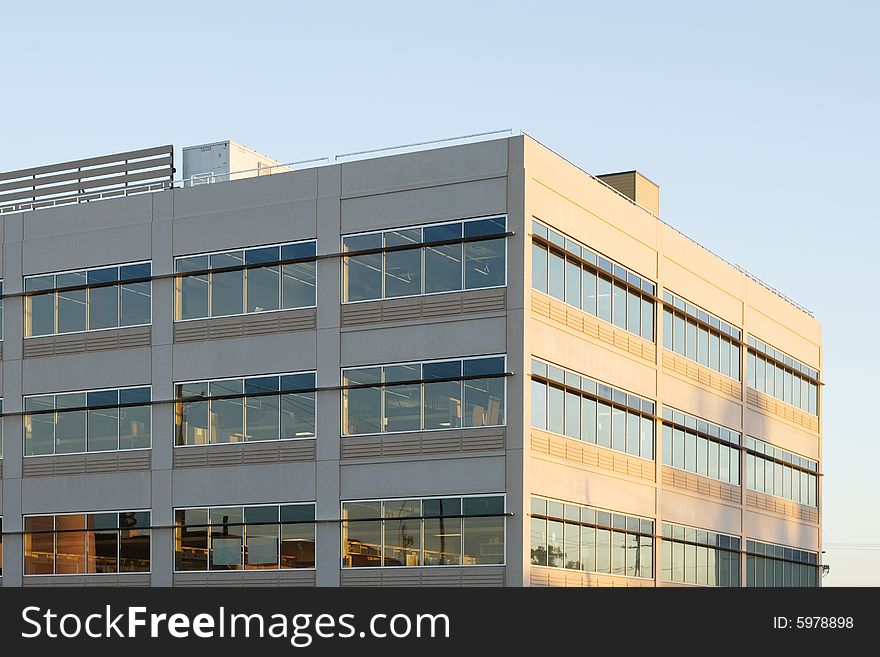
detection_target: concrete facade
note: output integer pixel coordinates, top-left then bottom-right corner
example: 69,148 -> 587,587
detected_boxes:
0,134 -> 822,587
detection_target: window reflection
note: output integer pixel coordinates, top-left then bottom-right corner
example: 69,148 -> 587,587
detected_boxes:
24,387 -> 151,457
176,241 -> 316,320
530,497 -> 653,579
176,373 -> 316,446
24,511 -> 151,576
175,504 -> 315,572
342,356 -> 506,436
344,216 -> 507,303
531,221 -> 656,342
25,263 -> 152,337
343,495 -> 505,568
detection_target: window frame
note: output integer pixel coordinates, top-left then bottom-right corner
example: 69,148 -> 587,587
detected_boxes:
341,493 -> 507,569
341,354 -> 508,437
173,239 -> 318,322
173,370 -> 318,448
22,386 -> 152,458
530,220 -> 657,343
341,214 -> 509,305
172,501 -> 317,573
23,261 -> 152,338
22,509 -> 152,576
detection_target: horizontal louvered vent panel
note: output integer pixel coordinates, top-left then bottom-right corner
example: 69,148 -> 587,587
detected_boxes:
173,571 -> 316,587
174,309 -> 316,343
341,429 -> 505,459
22,574 -> 152,587
23,326 -> 151,358
746,389 -> 819,433
530,566 -> 654,588
173,440 -> 316,468
531,294 -> 655,364
746,490 -> 819,524
661,350 -> 742,400
22,450 -> 151,477
341,567 -> 504,587
660,466 -> 740,503
341,288 -> 506,327
530,430 -> 654,481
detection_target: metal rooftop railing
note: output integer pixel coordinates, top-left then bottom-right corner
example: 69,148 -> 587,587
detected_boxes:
0,128 -> 812,317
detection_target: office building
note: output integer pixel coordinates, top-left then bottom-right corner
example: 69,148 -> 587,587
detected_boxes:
0,132 -> 822,586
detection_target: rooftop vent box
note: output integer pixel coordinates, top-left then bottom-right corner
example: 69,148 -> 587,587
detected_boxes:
181,140 -> 289,185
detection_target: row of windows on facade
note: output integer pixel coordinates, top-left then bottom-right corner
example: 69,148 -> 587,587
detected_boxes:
529,362 -> 819,506
3,496 -> 505,576
9,217 -> 817,415
5,357 -> 818,510
5,357 -> 504,457
529,223 -> 820,416
18,215 -> 508,337
528,498 -> 819,587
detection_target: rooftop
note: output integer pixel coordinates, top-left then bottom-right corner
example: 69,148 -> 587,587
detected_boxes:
0,130 -> 812,317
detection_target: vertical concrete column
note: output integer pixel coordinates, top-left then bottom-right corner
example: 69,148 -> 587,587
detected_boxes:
149,192 -> 175,586
505,137 -> 527,588
653,221 -> 664,587
314,165 -> 343,586
1,212 -> 25,586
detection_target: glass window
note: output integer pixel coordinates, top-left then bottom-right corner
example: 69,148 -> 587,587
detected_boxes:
281,242 -> 317,309
245,377 -> 280,441
531,379 -> 547,430
210,379 -> 244,444
709,332 -> 720,370
464,218 -> 506,290
564,390 -> 580,440
427,224 -> 464,294
24,395 -> 55,456
611,407 -> 625,453
612,282 -> 627,329
583,269 -> 597,316
87,268 -> 119,330
88,513 -> 118,574
57,271 -> 87,333
87,390 -> 119,452
55,514 -> 87,574
119,390 -> 151,450
383,364 -> 422,432
343,368 -> 382,435
582,396 -> 597,444
461,496 -> 505,566
246,247 -> 280,313
641,297 -> 654,341
686,320 -> 697,361
597,275 -> 612,322
210,507 -> 243,570
463,370 -> 505,428
597,401 -> 612,448
24,516 -> 55,575
673,314 -> 685,355
384,229 -> 422,298
424,498 -> 462,566
383,499 -> 421,567
176,509 -> 208,571
344,234 -> 383,302
547,385 -> 564,435
177,256 -> 209,320
56,394 -> 87,454
210,252 -> 244,317
120,263 -> 152,326
424,361 -> 463,430
177,383 -> 209,446
548,250 -> 565,300
281,504 -> 316,569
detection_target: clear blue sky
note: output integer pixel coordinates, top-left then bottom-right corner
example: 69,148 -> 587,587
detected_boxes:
2,1 -> 877,585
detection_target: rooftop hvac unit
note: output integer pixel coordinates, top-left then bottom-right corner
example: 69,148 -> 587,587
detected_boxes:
181,140 -> 289,186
